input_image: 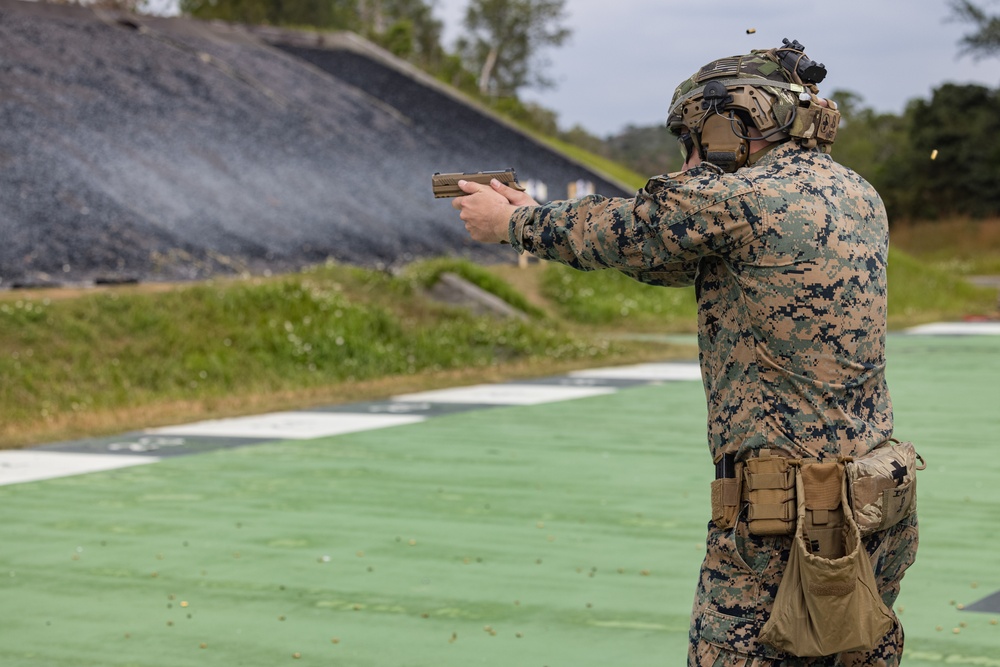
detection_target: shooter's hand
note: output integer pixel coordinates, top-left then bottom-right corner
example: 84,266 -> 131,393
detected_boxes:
451,178 -> 539,244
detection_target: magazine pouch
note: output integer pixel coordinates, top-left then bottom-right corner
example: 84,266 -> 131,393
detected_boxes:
743,450 -> 796,536
711,460 -> 744,530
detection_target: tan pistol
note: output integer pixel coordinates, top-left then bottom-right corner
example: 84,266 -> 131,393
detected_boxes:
432,168 -> 526,198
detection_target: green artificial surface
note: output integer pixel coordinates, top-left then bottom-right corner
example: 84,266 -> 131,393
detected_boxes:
1,334 -> 998,666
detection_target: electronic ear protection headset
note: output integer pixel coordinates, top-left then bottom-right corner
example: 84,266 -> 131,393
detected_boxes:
697,81 -> 751,171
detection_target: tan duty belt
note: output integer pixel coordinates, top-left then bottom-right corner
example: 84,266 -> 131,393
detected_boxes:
711,442 -> 923,553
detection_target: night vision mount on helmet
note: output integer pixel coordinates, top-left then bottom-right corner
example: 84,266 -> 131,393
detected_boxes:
667,38 -> 841,172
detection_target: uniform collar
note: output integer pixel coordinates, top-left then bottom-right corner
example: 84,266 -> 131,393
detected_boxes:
750,140 -> 819,168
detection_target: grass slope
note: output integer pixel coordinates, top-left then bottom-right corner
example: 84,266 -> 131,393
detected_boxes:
1,246 -> 995,450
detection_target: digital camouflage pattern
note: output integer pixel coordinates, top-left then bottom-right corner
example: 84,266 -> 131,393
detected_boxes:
510,141 -> 893,465
508,140 -> 916,664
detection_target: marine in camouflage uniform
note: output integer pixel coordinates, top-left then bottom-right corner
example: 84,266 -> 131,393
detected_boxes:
452,45 -> 918,666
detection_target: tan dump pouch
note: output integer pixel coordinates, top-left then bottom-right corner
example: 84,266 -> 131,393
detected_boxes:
710,462 -> 743,530
847,440 -> 922,538
743,450 -> 796,535
759,464 -> 894,657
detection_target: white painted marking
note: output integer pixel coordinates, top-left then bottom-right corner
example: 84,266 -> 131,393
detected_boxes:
392,383 -> 617,405
905,321 -> 1000,336
145,411 -> 425,439
569,362 -> 703,381
106,436 -> 188,453
7,362 -> 706,486
0,451 -> 158,487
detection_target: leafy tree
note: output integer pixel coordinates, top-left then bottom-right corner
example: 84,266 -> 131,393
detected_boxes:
495,99 -> 560,135
552,122 -> 683,178
458,0 -> 570,97
896,84 -> 1000,219
437,52 -> 480,93
950,0 -> 1000,59
827,89 -> 909,197
362,0 -> 446,68
600,124 -> 683,177
559,124 -> 606,158
861,84 -> 1000,221
181,0 -> 444,69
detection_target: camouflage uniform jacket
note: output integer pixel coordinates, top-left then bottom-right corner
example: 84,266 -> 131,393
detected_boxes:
509,142 -> 893,464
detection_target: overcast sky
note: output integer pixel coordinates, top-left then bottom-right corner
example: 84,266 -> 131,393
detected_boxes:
432,0 -> 1000,136
143,0 -> 1000,136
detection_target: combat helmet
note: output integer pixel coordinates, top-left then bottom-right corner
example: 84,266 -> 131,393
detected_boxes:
666,39 -> 840,172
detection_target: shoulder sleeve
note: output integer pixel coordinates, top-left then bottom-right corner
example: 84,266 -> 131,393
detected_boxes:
509,166 -> 763,275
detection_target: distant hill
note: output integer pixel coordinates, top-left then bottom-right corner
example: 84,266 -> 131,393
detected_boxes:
0,0 -> 631,287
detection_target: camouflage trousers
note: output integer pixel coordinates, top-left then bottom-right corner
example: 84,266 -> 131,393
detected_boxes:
688,512 -> 919,666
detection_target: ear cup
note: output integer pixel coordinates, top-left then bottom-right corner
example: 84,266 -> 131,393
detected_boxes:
699,113 -> 750,172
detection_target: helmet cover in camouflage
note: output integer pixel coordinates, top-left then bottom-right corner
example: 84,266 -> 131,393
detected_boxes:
666,49 -> 804,137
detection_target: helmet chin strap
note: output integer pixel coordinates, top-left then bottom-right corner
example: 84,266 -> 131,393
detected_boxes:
747,143 -> 779,166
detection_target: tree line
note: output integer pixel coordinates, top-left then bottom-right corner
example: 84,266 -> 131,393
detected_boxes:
175,0 -> 570,97
581,82 -> 1000,223
831,84 -> 1000,221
